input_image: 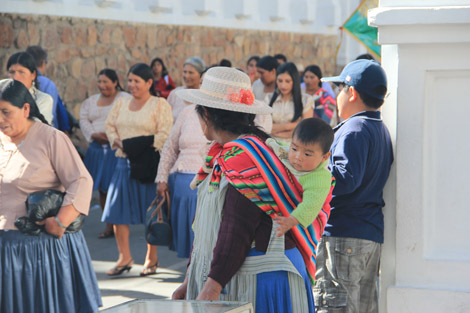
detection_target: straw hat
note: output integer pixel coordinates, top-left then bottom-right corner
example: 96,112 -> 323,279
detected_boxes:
176,67 -> 273,115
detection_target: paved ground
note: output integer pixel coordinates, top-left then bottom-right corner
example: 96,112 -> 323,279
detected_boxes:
82,199 -> 187,311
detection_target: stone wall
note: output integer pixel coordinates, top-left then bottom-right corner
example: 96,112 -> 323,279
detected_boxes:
0,13 -> 338,114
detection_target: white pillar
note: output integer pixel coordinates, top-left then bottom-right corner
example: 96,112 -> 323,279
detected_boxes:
369,4 -> 470,313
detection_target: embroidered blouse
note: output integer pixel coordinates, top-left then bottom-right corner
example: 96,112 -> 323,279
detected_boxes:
105,96 -> 173,158
79,91 -> 130,142
155,105 -> 208,183
0,122 -> 93,230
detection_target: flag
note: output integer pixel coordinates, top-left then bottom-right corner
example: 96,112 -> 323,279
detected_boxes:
342,0 -> 380,59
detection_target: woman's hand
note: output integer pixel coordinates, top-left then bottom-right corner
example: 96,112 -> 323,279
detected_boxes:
36,217 -> 66,239
156,182 -> 170,198
274,215 -> 300,237
172,276 -> 188,300
114,138 -> 123,149
196,278 -> 222,301
91,132 -> 108,145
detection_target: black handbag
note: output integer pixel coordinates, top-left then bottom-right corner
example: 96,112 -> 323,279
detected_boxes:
15,189 -> 85,236
145,191 -> 172,246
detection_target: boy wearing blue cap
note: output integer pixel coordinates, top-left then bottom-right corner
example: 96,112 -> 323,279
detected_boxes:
313,60 -> 393,313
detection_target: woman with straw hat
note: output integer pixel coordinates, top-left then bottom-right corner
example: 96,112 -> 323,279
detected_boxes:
171,67 -> 320,312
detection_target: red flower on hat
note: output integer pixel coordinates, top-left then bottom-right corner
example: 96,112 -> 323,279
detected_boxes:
230,92 -> 241,103
225,88 -> 255,105
240,89 -> 254,105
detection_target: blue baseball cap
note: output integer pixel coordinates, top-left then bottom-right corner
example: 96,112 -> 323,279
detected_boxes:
322,60 -> 387,100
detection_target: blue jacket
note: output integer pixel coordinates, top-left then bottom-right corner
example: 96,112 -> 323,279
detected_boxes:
325,111 -> 393,243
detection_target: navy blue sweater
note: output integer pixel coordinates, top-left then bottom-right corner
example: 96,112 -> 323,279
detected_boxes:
325,111 -> 393,243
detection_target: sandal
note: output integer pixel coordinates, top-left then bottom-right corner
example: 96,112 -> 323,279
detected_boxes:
98,226 -> 114,239
107,259 -> 134,276
140,262 -> 159,277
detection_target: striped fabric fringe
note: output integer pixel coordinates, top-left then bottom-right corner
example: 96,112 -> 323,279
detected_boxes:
196,136 -> 334,283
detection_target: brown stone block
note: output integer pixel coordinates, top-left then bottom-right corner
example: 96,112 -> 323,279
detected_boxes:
147,27 -> 157,50
177,28 -> 184,41
87,76 -> 98,95
95,45 -> 108,56
27,22 -> 40,45
106,56 -> 118,70
81,59 -> 96,79
157,29 -> 166,46
70,58 -> 82,79
166,32 -> 174,46
95,57 -> 106,73
75,27 -> 87,47
131,48 -> 142,60
234,46 -> 242,62
123,26 -> 136,48
209,51 -> 217,65
111,28 -> 123,45
87,24 -> 97,46
224,45 -> 233,59
15,29 -> 29,49
101,26 -> 111,44
226,29 -> 234,43
203,30 -> 214,47
214,36 -> 225,47
136,28 -> 147,48
80,47 -> 95,58
174,44 -> 185,58
0,20 -> 15,48
64,77 -> 82,103
216,50 -> 225,63
234,35 -> 243,48
60,26 -> 73,44
243,38 -> 250,55
55,47 -> 80,63
118,54 -> 127,72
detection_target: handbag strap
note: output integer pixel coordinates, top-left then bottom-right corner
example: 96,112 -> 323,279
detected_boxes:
148,191 -> 171,221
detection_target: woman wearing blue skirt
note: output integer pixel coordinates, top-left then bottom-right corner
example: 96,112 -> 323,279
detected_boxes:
80,68 -> 130,238
172,68 -> 315,312
156,104 -> 207,258
0,80 -> 101,313
103,63 -> 172,276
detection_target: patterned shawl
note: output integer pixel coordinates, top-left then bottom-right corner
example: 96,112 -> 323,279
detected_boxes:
194,136 -> 334,282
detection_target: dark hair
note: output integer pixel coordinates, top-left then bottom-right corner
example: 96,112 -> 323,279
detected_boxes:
274,54 -> 287,63
128,63 -> 156,96
356,53 -> 375,61
26,46 -> 48,68
150,57 -> 169,77
247,55 -> 260,67
304,65 -> 323,88
257,55 -> 279,71
293,118 -> 334,154
7,52 -> 40,89
195,105 -> 270,141
0,80 -> 48,124
269,62 -> 303,122
98,68 -> 124,91
356,87 -> 387,109
219,59 -> 232,67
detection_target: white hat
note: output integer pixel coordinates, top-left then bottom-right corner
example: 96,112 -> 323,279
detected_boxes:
176,67 -> 273,115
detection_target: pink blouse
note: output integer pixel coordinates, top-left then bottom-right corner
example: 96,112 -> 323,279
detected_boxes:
155,105 -> 208,183
0,122 -> 93,230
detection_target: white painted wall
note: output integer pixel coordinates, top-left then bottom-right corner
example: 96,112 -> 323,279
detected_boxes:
370,3 -> 470,313
0,0 -> 368,66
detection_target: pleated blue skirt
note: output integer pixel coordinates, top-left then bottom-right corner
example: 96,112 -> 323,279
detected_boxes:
0,230 -> 102,313
84,142 -> 118,192
168,172 -> 197,258
102,158 -> 156,225
249,247 -> 315,313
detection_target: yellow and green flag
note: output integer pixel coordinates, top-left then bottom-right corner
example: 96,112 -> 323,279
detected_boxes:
343,0 -> 380,59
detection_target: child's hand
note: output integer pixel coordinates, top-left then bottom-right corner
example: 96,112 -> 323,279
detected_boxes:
274,216 -> 300,237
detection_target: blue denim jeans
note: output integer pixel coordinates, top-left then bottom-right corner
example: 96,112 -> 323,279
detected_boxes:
313,236 -> 381,313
